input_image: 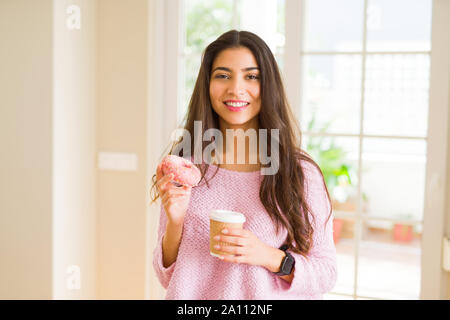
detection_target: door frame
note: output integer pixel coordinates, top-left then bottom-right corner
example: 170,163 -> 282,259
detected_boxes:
146,0 -> 184,300
421,0 -> 450,300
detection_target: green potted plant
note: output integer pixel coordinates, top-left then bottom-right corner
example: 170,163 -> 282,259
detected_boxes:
305,111 -> 358,203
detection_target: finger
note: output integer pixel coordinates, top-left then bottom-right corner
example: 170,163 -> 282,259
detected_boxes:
220,254 -> 245,264
156,164 -> 163,181
156,164 -> 174,186
221,228 -> 248,238
166,187 -> 189,197
214,244 -> 245,255
161,191 -> 184,204
161,191 -> 174,205
214,235 -> 246,246
163,192 -> 188,204
156,172 -> 172,187
157,173 -> 174,191
162,196 -> 178,209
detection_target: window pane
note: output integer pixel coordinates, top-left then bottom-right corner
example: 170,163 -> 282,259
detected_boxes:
366,0 -> 432,52
302,135 -> 359,296
239,0 -> 285,54
364,54 -> 430,137
277,0 -> 285,47
185,0 -> 234,55
180,54 -> 202,125
304,0 -> 364,52
361,138 -> 426,222
275,52 -> 284,76
358,220 -> 422,299
302,136 -> 359,206
301,55 -> 362,135
359,138 -> 424,299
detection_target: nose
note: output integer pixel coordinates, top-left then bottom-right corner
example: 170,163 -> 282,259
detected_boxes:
226,76 -> 245,96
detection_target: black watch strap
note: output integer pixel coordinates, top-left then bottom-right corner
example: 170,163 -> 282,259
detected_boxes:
273,245 -> 295,276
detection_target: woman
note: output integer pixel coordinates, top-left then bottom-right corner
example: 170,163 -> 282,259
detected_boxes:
150,30 -> 337,299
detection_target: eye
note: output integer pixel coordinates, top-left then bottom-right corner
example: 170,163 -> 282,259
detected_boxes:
215,74 -> 229,79
247,74 -> 260,80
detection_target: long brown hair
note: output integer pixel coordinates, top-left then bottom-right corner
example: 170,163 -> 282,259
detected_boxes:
150,30 -> 332,257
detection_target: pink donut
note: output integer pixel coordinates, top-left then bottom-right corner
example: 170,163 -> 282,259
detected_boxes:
160,155 -> 201,187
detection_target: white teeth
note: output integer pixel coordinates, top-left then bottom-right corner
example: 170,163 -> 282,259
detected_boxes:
225,102 -> 249,107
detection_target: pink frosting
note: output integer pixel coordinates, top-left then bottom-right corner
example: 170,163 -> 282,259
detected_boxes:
160,155 -> 201,187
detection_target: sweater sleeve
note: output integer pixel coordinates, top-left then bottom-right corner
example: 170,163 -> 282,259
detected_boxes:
152,205 -> 176,289
276,161 -> 337,296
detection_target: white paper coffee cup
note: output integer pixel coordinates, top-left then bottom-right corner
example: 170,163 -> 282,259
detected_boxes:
209,209 -> 246,258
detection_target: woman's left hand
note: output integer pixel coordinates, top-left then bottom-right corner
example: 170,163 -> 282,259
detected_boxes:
213,228 -> 281,269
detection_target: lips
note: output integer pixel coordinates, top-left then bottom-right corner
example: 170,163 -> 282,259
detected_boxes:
223,100 -> 250,112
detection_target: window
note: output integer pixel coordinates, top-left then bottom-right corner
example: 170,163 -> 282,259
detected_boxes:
299,0 -> 432,299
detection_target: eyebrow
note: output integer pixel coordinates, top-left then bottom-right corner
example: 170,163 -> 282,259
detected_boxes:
212,67 -> 260,73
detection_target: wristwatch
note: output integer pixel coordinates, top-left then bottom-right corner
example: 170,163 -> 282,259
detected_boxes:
273,244 -> 295,276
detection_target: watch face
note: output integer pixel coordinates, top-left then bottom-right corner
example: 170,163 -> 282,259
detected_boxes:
282,254 -> 295,274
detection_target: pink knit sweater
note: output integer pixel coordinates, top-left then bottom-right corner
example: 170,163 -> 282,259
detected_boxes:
152,160 -> 337,300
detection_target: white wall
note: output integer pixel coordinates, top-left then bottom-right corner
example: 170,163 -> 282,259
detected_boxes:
0,0 -> 54,299
364,160 -> 426,224
97,0 -> 148,299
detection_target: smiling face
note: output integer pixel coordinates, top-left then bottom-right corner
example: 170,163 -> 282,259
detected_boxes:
209,47 -> 262,131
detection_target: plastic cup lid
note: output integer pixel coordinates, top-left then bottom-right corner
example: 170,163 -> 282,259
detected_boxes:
209,209 -> 246,223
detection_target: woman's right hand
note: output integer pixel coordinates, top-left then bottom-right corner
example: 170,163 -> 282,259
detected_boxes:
156,164 -> 192,226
